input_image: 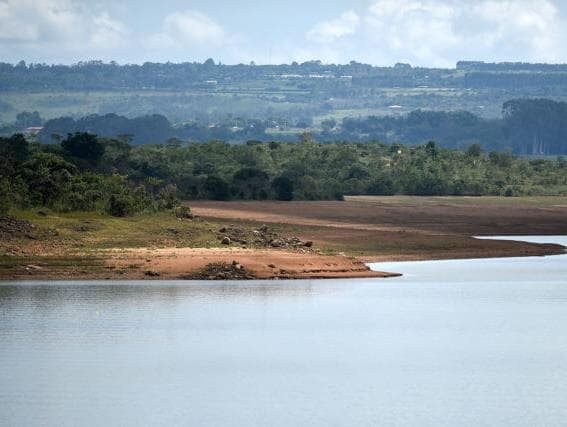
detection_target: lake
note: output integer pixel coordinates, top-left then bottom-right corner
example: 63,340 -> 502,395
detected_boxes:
1,237 -> 566,426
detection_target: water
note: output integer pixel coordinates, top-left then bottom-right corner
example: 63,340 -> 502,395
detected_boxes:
1,237 -> 566,426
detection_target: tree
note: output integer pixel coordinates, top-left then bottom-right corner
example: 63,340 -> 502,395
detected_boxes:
466,143 -> 482,158
23,153 -> 77,205
15,111 -> 42,129
61,132 -> 105,167
204,176 -> 230,200
271,176 -> 294,201
0,134 -> 30,175
232,167 -> 270,199
425,141 -> 438,159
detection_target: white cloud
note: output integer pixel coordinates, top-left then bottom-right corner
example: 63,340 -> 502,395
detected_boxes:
146,10 -> 226,49
301,0 -> 567,66
0,0 -> 129,52
0,0 -> 566,65
307,10 -> 360,43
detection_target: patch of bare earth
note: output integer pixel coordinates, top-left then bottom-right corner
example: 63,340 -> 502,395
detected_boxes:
189,198 -> 567,262
106,248 -> 398,280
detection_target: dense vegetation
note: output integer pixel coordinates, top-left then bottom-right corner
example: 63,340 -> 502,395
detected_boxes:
2,132 -> 566,216
19,99 -> 567,155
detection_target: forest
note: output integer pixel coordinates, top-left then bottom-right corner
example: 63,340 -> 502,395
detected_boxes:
2,132 -> 566,217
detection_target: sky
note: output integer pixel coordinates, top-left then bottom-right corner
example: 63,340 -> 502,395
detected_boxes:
1,0 -> 567,67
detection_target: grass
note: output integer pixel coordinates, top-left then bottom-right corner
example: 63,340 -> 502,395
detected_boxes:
6,210 -> 224,252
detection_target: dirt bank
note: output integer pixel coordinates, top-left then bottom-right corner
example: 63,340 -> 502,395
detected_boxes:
1,248 -> 398,280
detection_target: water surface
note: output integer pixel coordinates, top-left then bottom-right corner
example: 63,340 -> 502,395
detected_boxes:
1,237 -> 566,426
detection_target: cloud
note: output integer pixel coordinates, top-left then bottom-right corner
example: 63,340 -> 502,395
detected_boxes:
146,10 -> 226,50
307,10 -> 360,43
302,0 -> 567,66
0,0 -> 566,65
0,2 -> 229,62
0,0 -> 129,53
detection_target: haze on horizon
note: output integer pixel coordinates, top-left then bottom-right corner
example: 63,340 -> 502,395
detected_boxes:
1,0 -> 567,67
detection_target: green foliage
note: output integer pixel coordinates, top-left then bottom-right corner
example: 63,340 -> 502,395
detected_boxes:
174,205 -> 193,219
204,176 -> 230,201
107,193 -> 137,217
272,176 -> 294,201
1,132 -> 567,216
61,132 -> 105,167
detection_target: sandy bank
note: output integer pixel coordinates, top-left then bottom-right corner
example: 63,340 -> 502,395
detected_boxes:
2,248 -> 400,280
108,248 -> 400,280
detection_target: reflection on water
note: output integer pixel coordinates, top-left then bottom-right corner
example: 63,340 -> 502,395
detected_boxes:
0,280 -> 325,305
1,237 -> 567,427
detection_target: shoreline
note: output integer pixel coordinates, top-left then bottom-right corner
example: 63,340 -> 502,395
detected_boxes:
2,196 -> 567,281
1,241 -> 565,281
0,248 -> 401,281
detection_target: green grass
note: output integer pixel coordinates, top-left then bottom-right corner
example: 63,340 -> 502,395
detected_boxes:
7,210 -> 224,251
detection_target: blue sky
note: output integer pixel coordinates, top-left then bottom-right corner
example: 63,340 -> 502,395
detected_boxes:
1,0 -> 567,66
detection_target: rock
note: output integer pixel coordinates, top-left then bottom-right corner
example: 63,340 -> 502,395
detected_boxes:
166,227 -> 179,234
270,239 -> 284,248
259,225 -> 269,232
219,227 -> 227,233
144,270 -> 161,277
186,262 -> 256,280
221,236 -> 231,245
304,241 -> 314,247
268,264 -> 276,268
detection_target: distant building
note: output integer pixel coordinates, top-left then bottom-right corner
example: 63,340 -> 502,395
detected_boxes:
25,127 -> 43,135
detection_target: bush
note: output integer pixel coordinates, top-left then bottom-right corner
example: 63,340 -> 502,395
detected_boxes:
174,205 -> 193,219
107,194 -> 137,217
157,184 -> 179,210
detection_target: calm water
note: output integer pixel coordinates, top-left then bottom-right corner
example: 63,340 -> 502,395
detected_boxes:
1,237 -> 566,427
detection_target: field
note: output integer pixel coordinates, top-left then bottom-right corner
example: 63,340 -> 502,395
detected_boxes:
1,85 -> 553,128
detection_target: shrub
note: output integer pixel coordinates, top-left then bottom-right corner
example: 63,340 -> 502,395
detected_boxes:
174,205 -> 193,219
107,194 -> 137,217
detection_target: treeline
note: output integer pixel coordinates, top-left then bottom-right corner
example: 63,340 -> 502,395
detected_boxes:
0,60 -> 453,91
457,61 -> 567,72
338,99 -> 567,155
31,99 -> 567,155
0,133 -> 181,217
2,133 -> 567,216
4,60 -> 567,92
37,113 -> 273,145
